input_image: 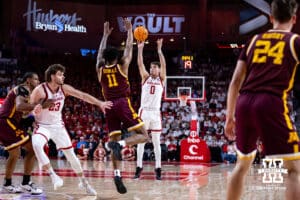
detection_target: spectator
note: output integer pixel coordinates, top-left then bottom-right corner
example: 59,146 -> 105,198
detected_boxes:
93,142 -> 106,161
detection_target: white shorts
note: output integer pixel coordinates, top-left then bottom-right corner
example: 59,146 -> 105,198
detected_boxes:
138,108 -> 162,132
34,124 -> 72,150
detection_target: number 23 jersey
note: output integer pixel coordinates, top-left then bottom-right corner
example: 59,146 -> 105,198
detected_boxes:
239,30 -> 300,97
35,83 -> 65,125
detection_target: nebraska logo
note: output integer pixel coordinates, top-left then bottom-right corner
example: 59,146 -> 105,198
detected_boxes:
23,0 -> 87,33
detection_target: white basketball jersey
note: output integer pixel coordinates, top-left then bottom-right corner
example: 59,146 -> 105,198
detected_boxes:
140,76 -> 164,110
35,83 -> 65,125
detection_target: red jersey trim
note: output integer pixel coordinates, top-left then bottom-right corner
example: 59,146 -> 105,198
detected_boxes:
42,83 -> 48,103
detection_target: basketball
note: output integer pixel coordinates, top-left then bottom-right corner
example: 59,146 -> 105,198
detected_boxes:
134,26 -> 148,42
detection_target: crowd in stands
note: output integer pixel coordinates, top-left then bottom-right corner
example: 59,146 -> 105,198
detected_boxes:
0,46 -> 299,165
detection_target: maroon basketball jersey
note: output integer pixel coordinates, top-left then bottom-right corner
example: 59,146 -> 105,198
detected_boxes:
0,88 -> 22,122
99,64 -> 131,100
239,30 -> 300,97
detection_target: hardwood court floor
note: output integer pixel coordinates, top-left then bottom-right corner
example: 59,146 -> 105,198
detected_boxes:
0,159 -> 286,200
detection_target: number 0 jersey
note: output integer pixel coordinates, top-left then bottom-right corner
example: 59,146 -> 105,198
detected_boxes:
35,83 -> 65,125
140,76 -> 164,111
239,30 -> 300,97
99,64 -> 131,100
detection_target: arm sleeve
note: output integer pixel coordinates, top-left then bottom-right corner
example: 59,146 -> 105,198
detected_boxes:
16,86 -> 29,97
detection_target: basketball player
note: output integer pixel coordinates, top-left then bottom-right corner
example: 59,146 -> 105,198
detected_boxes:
0,72 -> 45,194
225,0 -> 300,199
134,39 -> 166,180
30,64 -> 112,196
96,19 -> 149,194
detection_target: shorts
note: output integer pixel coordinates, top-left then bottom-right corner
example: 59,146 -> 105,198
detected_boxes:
0,118 -> 30,151
106,97 -> 144,137
34,123 -> 72,150
138,108 -> 162,132
235,92 -> 300,160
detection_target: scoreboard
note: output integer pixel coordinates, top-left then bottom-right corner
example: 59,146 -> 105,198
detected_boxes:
181,55 -> 194,69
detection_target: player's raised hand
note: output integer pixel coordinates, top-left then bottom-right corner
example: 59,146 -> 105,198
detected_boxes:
103,21 -> 113,37
123,18 -> 132,31
98,101 -> 113,114
225,117 -> 236,141
137,41 -> 145,49
157,38 -> 163,52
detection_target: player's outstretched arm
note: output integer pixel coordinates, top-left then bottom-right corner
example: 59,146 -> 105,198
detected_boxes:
157,38 -> 166,82
225,60 -> 247,140
96,22 -> 113,71
62,84 -> 113,114
137,41 -> 149,82
120,18 -> 133,74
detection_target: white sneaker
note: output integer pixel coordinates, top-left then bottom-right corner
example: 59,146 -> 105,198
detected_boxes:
79,181 -> 97,196
2,185 -> 22,193
21,182 -> 43,195
52,175 -> 63,190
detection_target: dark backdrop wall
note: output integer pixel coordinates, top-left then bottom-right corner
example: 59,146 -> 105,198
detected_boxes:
2,0 -> 300,55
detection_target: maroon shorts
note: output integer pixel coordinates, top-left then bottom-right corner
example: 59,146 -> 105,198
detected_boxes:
235,92 -> 300,159
106,97 -> 144,136
0,118 -> 30,150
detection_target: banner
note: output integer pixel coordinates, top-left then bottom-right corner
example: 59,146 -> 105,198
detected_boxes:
180,131 -> 210,162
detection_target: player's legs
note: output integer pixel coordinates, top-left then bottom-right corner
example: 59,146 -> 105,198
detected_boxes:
226,155 -> 255,200
226,93 -> 259,200
105,104 -> 127,194
117,97 -> 149,146
5,147 -> 21,184
0,119 -> 30,193
52,126 -> 96,196
61,148 -> 96,195
152,132 -> 162,179
32,132 -> 50,169
22,141 -> 35,178
124,125 -> 149,145
21,141 -> 43,194
32,127 -> 63,190
136,142 -> 146,168
135,109 -> 150,175
2,147 -> 23,193
109,134 -> 127,194
149,111 -> 162,177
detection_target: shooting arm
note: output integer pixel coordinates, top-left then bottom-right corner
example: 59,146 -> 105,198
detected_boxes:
137,42 -> 149,81
158,48 -> 166,82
